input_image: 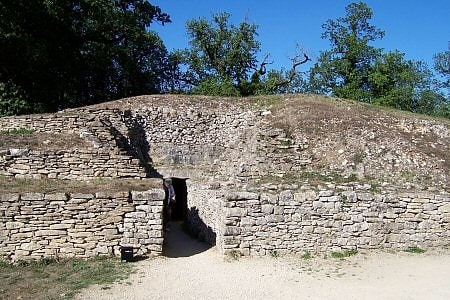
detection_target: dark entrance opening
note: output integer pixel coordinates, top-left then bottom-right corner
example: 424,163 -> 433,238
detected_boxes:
170,178 -> 188,221
163,177 -> 212,257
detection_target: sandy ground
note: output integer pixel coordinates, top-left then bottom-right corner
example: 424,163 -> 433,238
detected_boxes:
76,222 -> 450,300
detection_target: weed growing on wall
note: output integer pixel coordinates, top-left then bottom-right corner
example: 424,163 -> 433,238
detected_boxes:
1,127 -> 36,135
301,251 -> 313,260
226,250 -> 242,261
331,249 -> 358,259
405,247 -> 426,254
269,250 -> 279,258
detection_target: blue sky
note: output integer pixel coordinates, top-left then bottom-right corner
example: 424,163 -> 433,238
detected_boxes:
151,0 -> 450,72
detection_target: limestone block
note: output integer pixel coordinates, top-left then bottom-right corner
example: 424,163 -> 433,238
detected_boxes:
260,193 -> 278,204
102,216 -> 123,224
312,201 -> 323,209
293,193 -> 306,202
292,213 -> 302,222
362,211 -> 380,218
357,193 -> 374,201
398,192 -> 416,198
318,190 -> 334,197
136,205 -> 151,212
60,247 -> 85,255
227,192 -> 259,201
49,224 -> 73,230
273,206 -> 284,215
224,226 -> 241,236
256,218 -> 267,225
21,193 -> 44,201
434,194 -> 450,201
151,206 -> 163,214
147,232 -> 162,239
313,227 -> 325,234
407,203 -> 423,210
342,191 -> 357,203
412,198 -> 430,203
35,229 -> 67,236
1,193 -> 20,202
323,202 -> 335,209
70,193 -> 94,199
302,226 -> 314,233
134,233 -> 149,239
423,203 -> 437,211
279,190 -> 293,202
125,211 -> 146,219
438,203 -> 450,213
132,189 -> 165,201
95,192 -> 113,199
13,249 -> 30,258
45,193 -> 68,201
112,191 -> 131,198
68,231 -> 91,238
20,242 -> 40,251
11,232 -> 33,239
226,207 -> 247,217
416,192 -> 435,199
351,214 -> 364,222
261,204 -> 274,214
9,148 -> 29,156
6,221 -> 25,229
9,168 -> 29,175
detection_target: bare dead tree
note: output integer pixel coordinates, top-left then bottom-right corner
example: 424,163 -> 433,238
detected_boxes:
274,48 -> 311,87
258,53 -> 274,76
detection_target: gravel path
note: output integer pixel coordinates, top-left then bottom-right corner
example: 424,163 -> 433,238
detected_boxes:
76,222 -> 450,300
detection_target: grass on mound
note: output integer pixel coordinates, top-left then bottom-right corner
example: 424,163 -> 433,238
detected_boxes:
0,256 -> 134,299
0,176 -> 161,194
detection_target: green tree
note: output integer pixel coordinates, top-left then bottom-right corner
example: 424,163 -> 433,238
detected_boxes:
178,13 -> 310,96
180,13 -> 260,96
369,51 -> 434,111
308,1 -> 446,116
433,49 -> 450,117
0,0 -> 171,115
434,50 -> 450,94
308,2 -> 384,101
0,81 -> 35,116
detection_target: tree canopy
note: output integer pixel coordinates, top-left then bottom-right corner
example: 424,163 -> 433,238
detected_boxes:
0,1 -> 448,118
307,1 -> 448,116
309,2 -> 384,101
0,0 -> 170,114
173,12 -> 309,96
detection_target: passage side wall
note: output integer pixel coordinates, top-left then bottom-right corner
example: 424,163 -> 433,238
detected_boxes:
185,183 -> 225,249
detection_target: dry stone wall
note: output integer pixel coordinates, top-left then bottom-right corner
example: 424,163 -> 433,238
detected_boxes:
0,149 -> 146,179
110,105 -> 313,182
0,188 -> 164,261
0,99 -> 313,182
0,110 -> 150,180
1,95 -> 449,258
185,183 -> 225,248
221,186 -> 450,256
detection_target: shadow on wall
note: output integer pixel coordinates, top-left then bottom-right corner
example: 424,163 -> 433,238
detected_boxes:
103,110 -> 162,178
185,207 -> 217,247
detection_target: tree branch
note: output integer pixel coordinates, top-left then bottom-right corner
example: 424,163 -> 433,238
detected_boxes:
258,53 -> 273,76
275,50 -> 311,87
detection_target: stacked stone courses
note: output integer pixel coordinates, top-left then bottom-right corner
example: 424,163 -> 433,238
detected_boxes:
0,189 -> 164,261
1,149 -> 146,179
1,95 -> 449,259
0,110 -> 149,180
222,187 -> 450,256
